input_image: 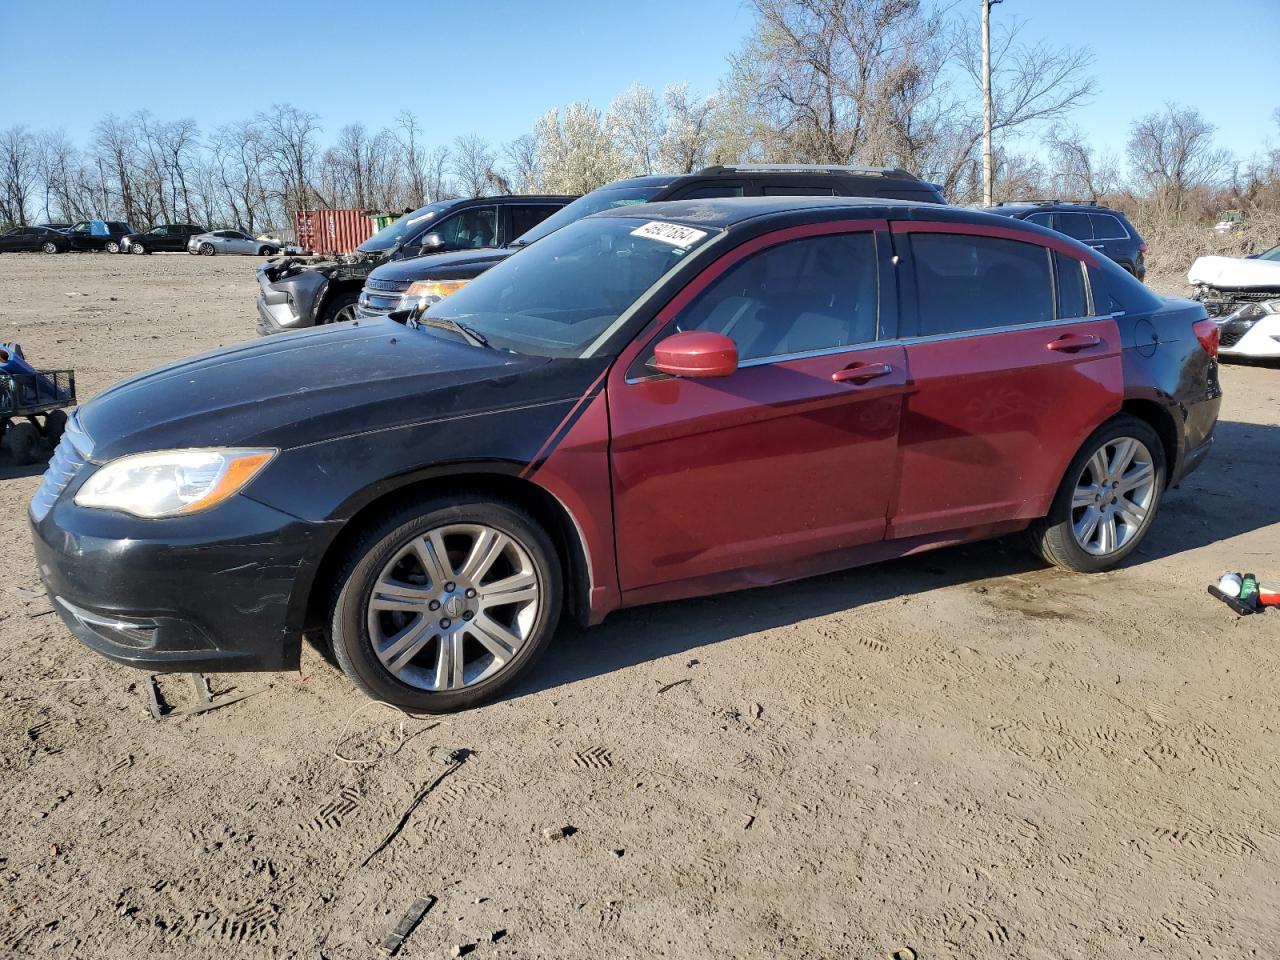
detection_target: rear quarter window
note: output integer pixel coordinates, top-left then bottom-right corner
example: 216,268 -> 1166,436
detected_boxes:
1088,257 -> 1163,314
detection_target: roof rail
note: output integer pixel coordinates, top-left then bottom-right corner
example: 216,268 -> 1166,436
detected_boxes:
697,163 -> 915,179
994,198 -> 1100,207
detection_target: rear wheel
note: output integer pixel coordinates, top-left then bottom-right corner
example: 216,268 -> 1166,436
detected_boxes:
1028,414 -> 1165,572
42,409 -> 67,445
6,421 -> 39,466
258,245 -> 278,256
105,240 -> 120,254
320,290 -> 359,325
41,241 -> 58,255
328,497 -> 562,712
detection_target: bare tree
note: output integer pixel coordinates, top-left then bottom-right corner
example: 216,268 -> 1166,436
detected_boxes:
658,84 -> 721,173
1127,102 -> 1231,217
452,135 -> 496,197
396,111 -> 428,207
257,104 -> 326,212
1044,123 -> 1119,201
607,84 -> 663,175
503,134 -> 542,192
0,126 -> 38,225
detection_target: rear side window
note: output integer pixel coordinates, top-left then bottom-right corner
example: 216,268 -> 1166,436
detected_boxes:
1055,213 -> 1094,241
672,183 -> 745,199
677,232 -> 879,362
1054,252 -> 1089,318
908,233 -> 1053,336
1089,213 -> 1128,240
510,204 -> 559,238
763,185 -> 837,197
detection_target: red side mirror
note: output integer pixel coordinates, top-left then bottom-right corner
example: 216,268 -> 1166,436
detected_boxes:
652,331 -> 738,378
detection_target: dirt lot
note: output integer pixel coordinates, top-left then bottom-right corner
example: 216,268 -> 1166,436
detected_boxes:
1,252 -> 1278,960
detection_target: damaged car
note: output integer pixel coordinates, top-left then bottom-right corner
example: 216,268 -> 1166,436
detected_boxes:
1189,247 -> 1280,358
255,195 -> 573,334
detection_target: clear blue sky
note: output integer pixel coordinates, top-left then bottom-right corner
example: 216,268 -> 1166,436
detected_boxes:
1,0 -> 1276,166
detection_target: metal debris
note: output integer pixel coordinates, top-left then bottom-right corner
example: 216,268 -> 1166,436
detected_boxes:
380,895 -> 435,956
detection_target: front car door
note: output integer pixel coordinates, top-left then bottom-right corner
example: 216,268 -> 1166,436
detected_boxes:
888,220 -> 1123,539
430,206 -> 499,252
607,219 -> 909,603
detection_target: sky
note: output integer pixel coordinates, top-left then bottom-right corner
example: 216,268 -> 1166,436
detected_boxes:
1,0 -> 1277,167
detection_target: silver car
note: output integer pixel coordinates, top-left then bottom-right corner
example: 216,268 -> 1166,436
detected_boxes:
187,230 -> 280,257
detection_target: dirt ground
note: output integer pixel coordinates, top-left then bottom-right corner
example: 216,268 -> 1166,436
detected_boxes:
1,252 -> 1278,960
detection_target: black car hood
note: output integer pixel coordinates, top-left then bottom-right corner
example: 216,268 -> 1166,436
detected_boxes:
76,318 -> 554,461
370,247 -> 513,283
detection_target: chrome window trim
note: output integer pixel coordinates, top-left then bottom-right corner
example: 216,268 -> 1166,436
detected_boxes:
624,312 -> 1125,383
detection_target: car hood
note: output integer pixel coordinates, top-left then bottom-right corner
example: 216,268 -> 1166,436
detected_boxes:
76,318 -> 554,461
370,247 -> 513,283
1188,254 -> 1280,290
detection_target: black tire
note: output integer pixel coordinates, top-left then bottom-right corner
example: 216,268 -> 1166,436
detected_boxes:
131,242 -> 146,255
199,243 -> 215,256
319,289 -> 360,325
7,421 -> 39,466
328,496 -> 562,712
105,240 -> 120,254
42,409 -> 67,444
258,245 -> 278,256
1028,414 -> 1166,573
41,241 -> 58,255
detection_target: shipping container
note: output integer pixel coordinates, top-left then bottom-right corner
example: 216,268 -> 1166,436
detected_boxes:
292,209 -> 377,255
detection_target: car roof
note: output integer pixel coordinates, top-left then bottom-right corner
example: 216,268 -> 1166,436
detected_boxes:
589,195 -> 991,230
989,201 -> 1123,215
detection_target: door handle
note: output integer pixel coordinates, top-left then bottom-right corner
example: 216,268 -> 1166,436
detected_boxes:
832,361 -> 894,384
1088,243 -> 1105,249
1046,333 -> 1101,353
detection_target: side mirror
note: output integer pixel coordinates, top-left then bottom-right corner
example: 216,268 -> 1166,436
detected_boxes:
652,331 -> 738,378
418,232 -> 444,252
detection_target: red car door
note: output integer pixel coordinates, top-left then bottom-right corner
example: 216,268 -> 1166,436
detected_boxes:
607,221 -> 909,603
889,222 -> 1124,540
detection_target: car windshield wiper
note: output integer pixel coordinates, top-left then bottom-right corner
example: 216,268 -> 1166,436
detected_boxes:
419,315 -> 491,349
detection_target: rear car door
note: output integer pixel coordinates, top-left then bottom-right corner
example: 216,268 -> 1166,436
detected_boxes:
506,204 -> 562,245
608,220 -> 909,599
1089,212 -> 1131,268
888,222 -> 1123,539
0,228 -> 25,251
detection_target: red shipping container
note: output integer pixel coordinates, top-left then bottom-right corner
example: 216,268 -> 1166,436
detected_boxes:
293,209 -> 376,255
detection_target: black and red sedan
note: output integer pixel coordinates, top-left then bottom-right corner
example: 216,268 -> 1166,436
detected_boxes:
30,198 -> 1222,711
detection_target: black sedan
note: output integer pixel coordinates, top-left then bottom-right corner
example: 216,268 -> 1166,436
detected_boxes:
0,225 -> 70,254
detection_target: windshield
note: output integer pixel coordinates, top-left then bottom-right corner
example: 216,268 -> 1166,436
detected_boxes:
1258,244 -> 1280,262
511,183 -> 666,246
358,201 -> 454,252
424,215 -> 717,358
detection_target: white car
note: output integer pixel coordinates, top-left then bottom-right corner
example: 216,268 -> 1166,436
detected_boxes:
187,230 -> 281,257
1188,245 -> 1280,359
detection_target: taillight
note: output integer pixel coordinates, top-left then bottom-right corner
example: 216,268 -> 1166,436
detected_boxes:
1139,241 -> 1148,253
1193,318 -> 1219,358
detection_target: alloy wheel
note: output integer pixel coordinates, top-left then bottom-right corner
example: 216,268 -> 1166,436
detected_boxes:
334,303 -> 358,324
41,242 -> 56,254
365,523 -> 541,692
131,243 -> 145,255
105,241 -> 119,253
1070,436 -> 1157,556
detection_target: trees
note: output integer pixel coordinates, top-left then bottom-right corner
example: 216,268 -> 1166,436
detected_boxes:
1126,103 -> 1230,217
0,126 -> 38,226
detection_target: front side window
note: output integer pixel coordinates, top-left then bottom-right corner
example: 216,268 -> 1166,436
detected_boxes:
909,233 -> 1053,336
425,216 -> 715,358
433,207 -> 498,249
1024,212 -> 1053,227
150,226 -> 167,235
675,232 -> 879,362
358,200 -> 455,252
513,183 -> 664,246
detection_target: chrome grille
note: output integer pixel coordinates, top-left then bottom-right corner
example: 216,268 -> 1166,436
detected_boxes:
1218,317 -> 1256,348
30,414 -> 91,522
364,278 -> 411,293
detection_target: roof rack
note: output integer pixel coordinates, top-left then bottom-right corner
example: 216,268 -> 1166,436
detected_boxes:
993,198 -> 1100,207
697,163 -> 915,179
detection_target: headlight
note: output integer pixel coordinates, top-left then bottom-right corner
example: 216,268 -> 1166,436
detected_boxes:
74,448 -> 276,518
397,279 -> 470,310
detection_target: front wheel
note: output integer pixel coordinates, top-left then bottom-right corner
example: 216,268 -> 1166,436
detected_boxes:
199,243 -> 215,256
258,245 -> 278,256
320,290 -> 359,325
41,241 -> 58,255
131,242 -> 146,255
328,497 -> 562,712
1028,414 -> 1166,572
6,421 -> 40,466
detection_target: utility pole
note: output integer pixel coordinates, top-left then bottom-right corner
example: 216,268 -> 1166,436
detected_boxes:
981,0 -> 1002,206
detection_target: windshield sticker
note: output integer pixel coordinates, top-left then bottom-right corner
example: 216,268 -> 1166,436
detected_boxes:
631,221 -> 707,248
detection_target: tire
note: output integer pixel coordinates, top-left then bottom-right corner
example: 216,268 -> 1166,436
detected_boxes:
199,243 -> 215,256
320,289 -> 360,325
105,240 -> 120,254
42,409 -> 67,444
328,496 -> 562,712
1028,414 -> 1166,573
131,242 -> 146,255
41,241 -> 58,255
258,246 -> 278,256
7,420 -> 39,466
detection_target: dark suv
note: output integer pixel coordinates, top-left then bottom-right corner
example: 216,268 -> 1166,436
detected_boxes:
986,201 -> 1146,281
66,220 -> 137,254
255,195 -> 574,334
120,223 -> 206,255
356,165 -> 946,319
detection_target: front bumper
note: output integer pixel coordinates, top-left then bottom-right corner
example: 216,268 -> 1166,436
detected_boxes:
1219,313 -> 1280,358
30,487 -> 328,674
255,267 -> 324,336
